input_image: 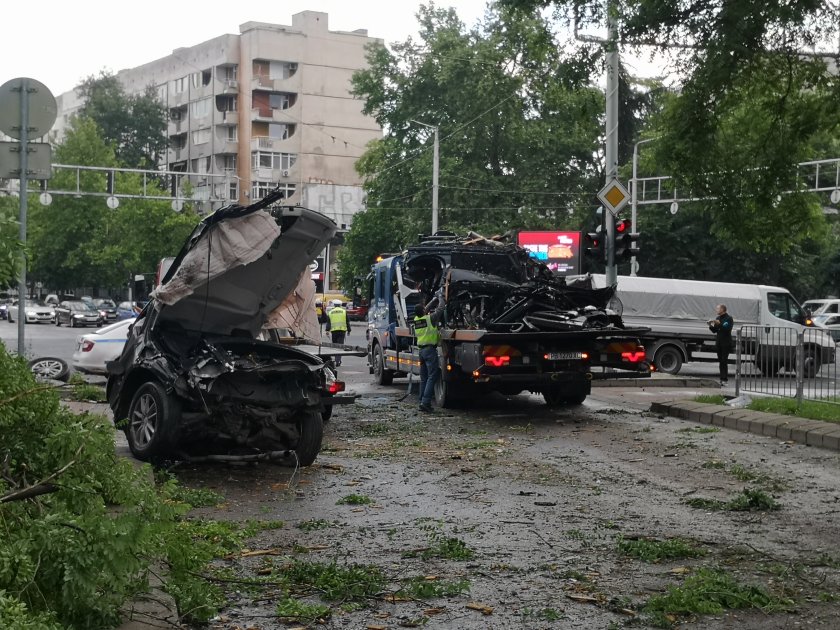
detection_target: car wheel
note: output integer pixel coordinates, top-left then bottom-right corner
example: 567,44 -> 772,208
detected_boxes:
799,348 -> 821,379
322,404 -> 333,422
373,343 -> 393,385
28,357 -> 70,382
653,346 -> 683,374
125,381 -> 180,461
542,384 -> 587,407
294,411 -> 323,466
434,375 -> 460,408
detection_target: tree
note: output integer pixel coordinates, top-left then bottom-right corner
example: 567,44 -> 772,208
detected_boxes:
341,4 -> 645,286
78,71 -> 168,168
0,196 -> 24,287
28,118 -> 198,291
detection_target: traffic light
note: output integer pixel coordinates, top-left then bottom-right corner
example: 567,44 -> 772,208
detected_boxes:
614,219 -> 641,261
583,226 -> 604,259
106,170 -> 115,194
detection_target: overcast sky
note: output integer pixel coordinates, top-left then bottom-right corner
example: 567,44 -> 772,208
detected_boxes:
1,0 -> 492,96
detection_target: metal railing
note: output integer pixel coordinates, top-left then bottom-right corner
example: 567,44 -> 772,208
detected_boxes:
736,326 -> 839,405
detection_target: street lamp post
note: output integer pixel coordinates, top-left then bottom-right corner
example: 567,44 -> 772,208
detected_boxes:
410,120 -> 439,234
630,137 -> 658,276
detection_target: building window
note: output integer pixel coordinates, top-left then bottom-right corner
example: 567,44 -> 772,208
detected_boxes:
268,123 -> 294,140
217,96 -> 237,112
251,151 -> 297,170
156,84 -> 167,103
252,181 -> 295,200
191,157 -> 211,174
191,128 -> 210,145
226,126 -> 237,142
174,76 -> 188,93
218,65 -> 238,81
191,98 -> 211,119
218,155 -> 237,172
253,60 -> 298,81
269,93 -> 292,110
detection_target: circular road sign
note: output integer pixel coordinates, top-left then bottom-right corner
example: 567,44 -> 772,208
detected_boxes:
39,192 -> 52,206
0,78 -> 57,140
669,201 -> 679,215
831,189 -> 840,205
106,195 -> 120,209
172,199 -> 184,212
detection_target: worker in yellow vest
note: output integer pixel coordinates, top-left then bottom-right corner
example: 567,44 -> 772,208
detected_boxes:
325,299 -> 350,366
413,302 -> 444,412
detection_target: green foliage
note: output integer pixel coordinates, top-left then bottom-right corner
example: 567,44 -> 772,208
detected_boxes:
296,519 -> 335,531
408,521 -> 475,561
693,395 -> 726,405
275,595 -> 331,623
27,117 -> 198,291
70,381 -> 106,402
397,576 -> 470,599
747,397 -> 840,423
77,71 -> 168,168
282,560 -> 387,601
0,197 -> 24,287
617,536 -> 706,563
644,567 -> 793,624
685,489 -> 781,512
337,493 -> 373,505
0,344 -> 248,627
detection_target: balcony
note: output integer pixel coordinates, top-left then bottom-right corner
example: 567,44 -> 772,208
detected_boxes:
214,132 -> 239,154
250,73 -> 300,92
168,119 -> 186,135
168,146 -> 187,162
250,104 -> 298,125
251,136 -> 298,152
169,89 -> 189,107
217,78 -> 238,94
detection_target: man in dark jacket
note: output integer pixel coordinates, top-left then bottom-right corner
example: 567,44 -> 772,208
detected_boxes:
708,304 -> 734,386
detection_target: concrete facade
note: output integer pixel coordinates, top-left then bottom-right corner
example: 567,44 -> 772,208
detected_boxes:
52,11 -> 381,217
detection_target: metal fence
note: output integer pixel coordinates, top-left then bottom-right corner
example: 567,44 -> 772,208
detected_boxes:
735,326 -> 839,406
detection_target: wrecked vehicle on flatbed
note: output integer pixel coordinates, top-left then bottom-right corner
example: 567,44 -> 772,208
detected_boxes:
106,190 -> 344,465
368,232 -> 651,407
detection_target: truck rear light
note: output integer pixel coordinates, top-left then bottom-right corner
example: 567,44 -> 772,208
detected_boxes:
621,350 -> 646,362
484,355 -> 510,367
81,340 -> 95,352
327,380 -> 345,394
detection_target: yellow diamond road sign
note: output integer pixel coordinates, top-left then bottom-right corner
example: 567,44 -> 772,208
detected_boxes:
597,178 -> 630,215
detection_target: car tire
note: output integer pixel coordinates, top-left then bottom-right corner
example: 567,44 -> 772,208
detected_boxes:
294,411 -> 323,466
434,375 -> 460,408
28,357 -> 70,382
322,404 -> 333,422
125,381 -> 180,461
373,343 -> 393,386
543,384 -> 587,407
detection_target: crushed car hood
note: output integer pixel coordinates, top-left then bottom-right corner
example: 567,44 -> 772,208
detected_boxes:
152,190 -> 336,337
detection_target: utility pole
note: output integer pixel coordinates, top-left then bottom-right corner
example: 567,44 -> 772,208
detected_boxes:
604,0 -> 619,285
410,120 -> 439,234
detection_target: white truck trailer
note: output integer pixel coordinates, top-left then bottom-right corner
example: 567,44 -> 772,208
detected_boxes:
587,275 -> 836,376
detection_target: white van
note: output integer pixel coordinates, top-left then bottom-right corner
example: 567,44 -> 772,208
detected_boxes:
586,275 -> 836,375
802,299 -> 840,316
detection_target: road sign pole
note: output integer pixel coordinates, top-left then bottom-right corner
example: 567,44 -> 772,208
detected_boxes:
17,79 -> 29,356
604,0 -> 619,285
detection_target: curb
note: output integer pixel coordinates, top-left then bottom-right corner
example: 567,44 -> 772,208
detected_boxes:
593,376 -> 719,388
650,400 -> 840,452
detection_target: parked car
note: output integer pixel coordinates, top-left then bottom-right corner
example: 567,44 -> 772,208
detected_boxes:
7,300 -> 55,324
55,300 -> 102,327
107,190 -> 342,465
802,299 -> 840,317
116,301 -> 139,320
73,319 -> 133,375
813,314 -> 840,343
0,299 -> 10,320
93,298 -> 119,322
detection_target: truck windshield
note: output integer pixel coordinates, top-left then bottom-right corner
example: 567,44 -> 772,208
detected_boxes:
768,292 -> 805,323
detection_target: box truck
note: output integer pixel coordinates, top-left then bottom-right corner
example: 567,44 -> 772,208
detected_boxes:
587,275 -> 836,376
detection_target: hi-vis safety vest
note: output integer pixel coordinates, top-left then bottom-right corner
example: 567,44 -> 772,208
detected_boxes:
328,307 -> 348,332
413,314 -> 439,346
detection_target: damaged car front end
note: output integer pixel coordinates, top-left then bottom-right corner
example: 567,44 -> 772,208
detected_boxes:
107,190 -> 338,465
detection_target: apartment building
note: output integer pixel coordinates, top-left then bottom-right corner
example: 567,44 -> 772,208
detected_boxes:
53,11 -> 381,225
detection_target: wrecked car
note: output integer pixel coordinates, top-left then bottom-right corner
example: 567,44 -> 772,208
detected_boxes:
106,190 -> 341,465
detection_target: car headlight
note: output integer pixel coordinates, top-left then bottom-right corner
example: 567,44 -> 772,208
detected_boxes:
73,314 -> 84,318
26,310 -> 37,316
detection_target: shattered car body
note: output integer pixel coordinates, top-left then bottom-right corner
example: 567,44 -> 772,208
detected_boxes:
403,233 -> 627,335
107,190 -> 338,465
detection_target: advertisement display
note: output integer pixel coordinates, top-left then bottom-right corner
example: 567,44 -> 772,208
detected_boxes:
517,231 -> 581,276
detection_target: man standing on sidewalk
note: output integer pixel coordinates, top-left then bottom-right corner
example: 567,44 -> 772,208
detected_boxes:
413,302 -> 444,412
708,304 -> 734,386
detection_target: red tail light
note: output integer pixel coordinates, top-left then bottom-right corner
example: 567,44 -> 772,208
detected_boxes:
327,381 -> 345,394
621,351 -> 646,363
81,340 -> 95,352
485,355 -> 510,367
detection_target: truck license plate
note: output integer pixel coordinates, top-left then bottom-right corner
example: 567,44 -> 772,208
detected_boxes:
546,352 -> 582,360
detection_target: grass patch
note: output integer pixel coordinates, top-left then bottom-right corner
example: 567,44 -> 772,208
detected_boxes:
404,520 -> 475,561
70,382 -> 107,402
397,576 -> 470,598
275,596 -> 331,624
644,567 -> 793,626
685,489 -> 780,512
522,607 -> 564,621
694,394 -> 726,404
358,421 -> 390,436
337,493 -> 373,506
281,560 -> 386,601
297,518 -> 335,531
701,459 -> 726,469
617,537 -> 706,563
747,397 -> 840,423
678,426 -> 721,434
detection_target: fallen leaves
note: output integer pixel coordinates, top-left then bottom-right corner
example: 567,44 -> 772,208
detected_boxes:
465,601 -> 494,615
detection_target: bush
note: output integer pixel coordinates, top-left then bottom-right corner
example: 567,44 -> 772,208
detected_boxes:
0,346 -> 217,628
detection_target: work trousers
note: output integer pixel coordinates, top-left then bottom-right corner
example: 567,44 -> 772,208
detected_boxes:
418,345 -> 441,406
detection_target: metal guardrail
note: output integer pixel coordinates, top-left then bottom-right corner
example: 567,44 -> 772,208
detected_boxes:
735,326 -> 839,405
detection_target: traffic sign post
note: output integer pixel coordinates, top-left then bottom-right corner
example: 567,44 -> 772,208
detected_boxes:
0,77 -> 56,356
596,178 -> 630,284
